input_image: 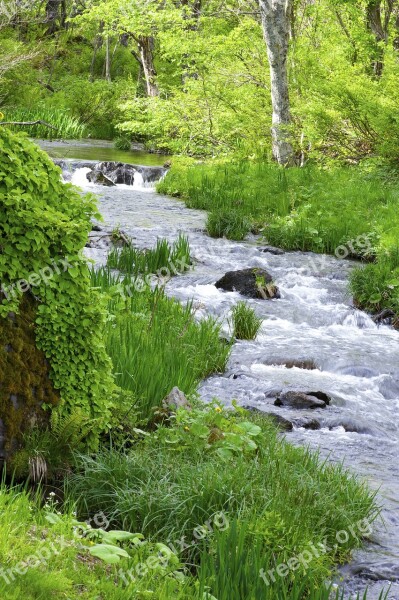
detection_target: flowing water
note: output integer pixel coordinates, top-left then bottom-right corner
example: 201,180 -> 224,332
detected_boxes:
58,155 -> 399,599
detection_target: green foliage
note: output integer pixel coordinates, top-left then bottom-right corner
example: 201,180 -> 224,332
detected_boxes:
0,485 -> 195,599
113,135 -> 131,151
2,107 -> 87,139
96,271 -> 230,421
10,411 -> 92,482
206,210 -> 251,240
0,129 -> 115,444
350,251 -> 399,315
67,405 -> 377,592
107,233 -> 191,276
230,302 -> 262,340
197,520 -> 390,600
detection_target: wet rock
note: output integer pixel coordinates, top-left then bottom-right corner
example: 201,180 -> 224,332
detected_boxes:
274,391 -> 330,409
293,417 -> 321,430
243,406 -> 293,431
162,387 -> 191,412
258,246 -> 285,255
96,162 -> 135,185
267,413 -> 293,431
373,308 -> 396,325
86,170 -> 115,186
91,224 -> 103,232
215,268 -> 280,299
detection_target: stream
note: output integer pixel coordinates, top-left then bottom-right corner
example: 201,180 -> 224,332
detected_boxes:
45,144 -> 399,599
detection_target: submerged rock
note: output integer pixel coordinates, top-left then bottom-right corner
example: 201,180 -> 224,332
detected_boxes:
215,268 -> 280,299
258,246 -> 285,255
243,406 -> 293,431
293,417 -> 321,430
274,390 -> 330,409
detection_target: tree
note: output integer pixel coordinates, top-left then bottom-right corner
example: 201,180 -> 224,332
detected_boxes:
258,0 -> 295,165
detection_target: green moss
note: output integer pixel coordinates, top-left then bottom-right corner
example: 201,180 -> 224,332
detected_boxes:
0,294 -> 59,455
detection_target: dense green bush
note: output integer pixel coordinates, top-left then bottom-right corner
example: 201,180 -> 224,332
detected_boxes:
0,129 -> 115,443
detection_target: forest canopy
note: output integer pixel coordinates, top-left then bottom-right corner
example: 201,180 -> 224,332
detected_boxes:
0,0 -> 399,162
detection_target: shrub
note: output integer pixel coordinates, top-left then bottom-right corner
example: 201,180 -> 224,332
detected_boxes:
113,135 -> 131,151
230,302 -> 262,340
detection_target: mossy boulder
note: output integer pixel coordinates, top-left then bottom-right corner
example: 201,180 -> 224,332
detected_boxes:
0,294 -> 59,460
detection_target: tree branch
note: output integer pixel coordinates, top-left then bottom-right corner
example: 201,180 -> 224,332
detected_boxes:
0,120 -> 58,130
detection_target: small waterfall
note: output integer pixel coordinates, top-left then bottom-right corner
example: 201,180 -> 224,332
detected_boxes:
54,158 -> 167,188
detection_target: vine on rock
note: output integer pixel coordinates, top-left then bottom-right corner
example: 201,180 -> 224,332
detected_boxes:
0,129 -> 115,447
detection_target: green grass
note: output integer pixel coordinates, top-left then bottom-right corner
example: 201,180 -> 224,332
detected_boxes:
230,301 -> 262,339
67,405 -> 379,597
107,233 -> 191,277
207,209 -> 252,240
2,107 -> 87,139
0,484 -> 197,599
158,159 -> 399,318
90,261 -> 230,422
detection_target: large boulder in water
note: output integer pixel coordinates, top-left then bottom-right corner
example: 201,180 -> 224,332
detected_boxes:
274,390 -> 331,409
96,162 -> 136,185
86,170 -> 115,186
215,268 -> 280,299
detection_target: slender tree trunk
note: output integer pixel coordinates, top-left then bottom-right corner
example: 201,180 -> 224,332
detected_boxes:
138,36 -> 159,97
181,0 -> 202,86
258,0 -> 295,165
45,0 -> 64,36
105,36 -> 112,82
366,0 -> 386,76
90,22 -> 104,83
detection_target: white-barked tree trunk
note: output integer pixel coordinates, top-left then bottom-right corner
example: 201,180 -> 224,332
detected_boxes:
258,0 -> 295,165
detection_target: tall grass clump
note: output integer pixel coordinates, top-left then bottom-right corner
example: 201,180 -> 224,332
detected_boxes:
230,301 -> 262,339
90,257 -> 229,422
197,521 -> 390,600
3,107 -> 87,139
207,209 -> 251,240
106,287 -> 230,420
107,233 -> 191,277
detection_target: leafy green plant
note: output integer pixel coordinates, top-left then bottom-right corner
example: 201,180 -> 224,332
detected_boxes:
3,107 -> 87,139
0,129 -> 115,449
10,410 -> 92,482
230,302 -> 262,340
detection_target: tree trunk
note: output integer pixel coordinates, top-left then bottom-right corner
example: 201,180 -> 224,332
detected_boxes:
45,0 -> 64,36
105,35 -> 112,82
258,0 -> 295,166
181,0 -> 202,86
366,0 -> 386,76
138,36 -> 159,97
